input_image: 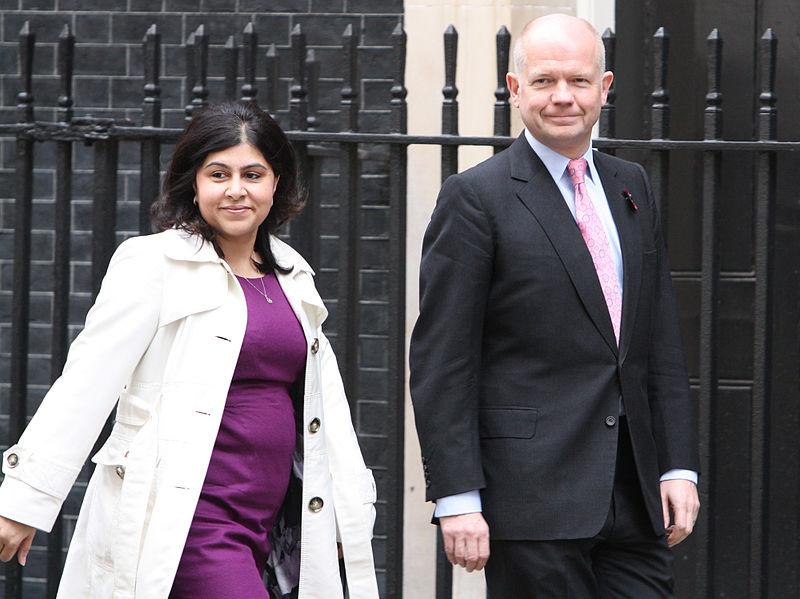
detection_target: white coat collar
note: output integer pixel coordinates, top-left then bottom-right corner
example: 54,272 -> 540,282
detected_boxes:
160,227 -> 315,278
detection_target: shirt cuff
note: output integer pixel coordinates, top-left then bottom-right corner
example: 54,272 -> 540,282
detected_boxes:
433,490 -> 482,518
659,469 -> 698,485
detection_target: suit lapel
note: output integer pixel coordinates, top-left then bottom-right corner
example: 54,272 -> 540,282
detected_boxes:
594,151 -> 642,364
509,136 -> 618,356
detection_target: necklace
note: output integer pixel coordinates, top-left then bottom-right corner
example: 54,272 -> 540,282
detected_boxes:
241,274 -> 273,304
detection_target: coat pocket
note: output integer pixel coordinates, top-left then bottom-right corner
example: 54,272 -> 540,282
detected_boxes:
479,407 -> 539,439
85,428 -> 133,568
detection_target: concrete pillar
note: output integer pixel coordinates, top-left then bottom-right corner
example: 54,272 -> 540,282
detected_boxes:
403,2 -> 615,596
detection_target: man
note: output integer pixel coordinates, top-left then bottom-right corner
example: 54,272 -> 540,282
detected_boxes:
409,14 -> 700,597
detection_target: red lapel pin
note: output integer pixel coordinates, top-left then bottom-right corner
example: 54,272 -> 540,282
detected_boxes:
622,188 -> 638,211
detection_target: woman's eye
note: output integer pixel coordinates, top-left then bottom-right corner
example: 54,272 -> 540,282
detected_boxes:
246,172 -> 262,180
210,171 -> 227,179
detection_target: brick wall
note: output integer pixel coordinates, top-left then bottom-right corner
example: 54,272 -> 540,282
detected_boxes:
0,1 -> 402,596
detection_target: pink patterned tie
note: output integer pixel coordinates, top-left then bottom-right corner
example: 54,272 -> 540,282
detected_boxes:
567,158 -> 622,344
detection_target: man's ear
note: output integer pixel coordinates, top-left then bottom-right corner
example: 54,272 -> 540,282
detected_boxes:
506,72 -> 520,107
600,70 -> 614,105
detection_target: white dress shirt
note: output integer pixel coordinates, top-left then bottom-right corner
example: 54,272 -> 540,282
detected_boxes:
433,132 -> 697,518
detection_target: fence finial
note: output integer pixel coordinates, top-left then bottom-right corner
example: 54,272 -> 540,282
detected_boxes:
306,49 -> 319,130
757,28 -> 777,141
650,27 -> 670,139
289,24 -> 307,131
390,20 -> 407,134
340,24 -> 359,132
224,35 -> 238,101
17,21 -> 35,123
184,31 -> 196,120
190,24 -> 210,117
494,25 -> 510,138
599,28 -> 615,138
264,43 -> 279,117
241,22 -> 258,102
704,29 -> 722,141
57,24 -> 74,124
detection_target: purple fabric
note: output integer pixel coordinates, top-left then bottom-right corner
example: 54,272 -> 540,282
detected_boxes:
169,272 -> 306,599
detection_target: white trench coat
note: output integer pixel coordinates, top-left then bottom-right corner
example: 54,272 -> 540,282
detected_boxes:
0,228 -> 379,599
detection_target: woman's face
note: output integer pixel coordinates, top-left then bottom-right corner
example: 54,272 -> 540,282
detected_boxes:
194,141 -> 279,245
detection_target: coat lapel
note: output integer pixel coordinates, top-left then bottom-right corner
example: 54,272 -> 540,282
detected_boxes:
594,151 -> 642,364
509,136 -> 618,356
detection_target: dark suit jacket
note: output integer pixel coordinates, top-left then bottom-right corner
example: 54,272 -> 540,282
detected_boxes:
409,134 -> 698,541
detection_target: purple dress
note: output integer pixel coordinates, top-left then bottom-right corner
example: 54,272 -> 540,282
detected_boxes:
169,272 -> 307,599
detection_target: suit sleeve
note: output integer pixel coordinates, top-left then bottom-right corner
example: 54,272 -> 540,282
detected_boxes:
636,163 -> 700,475
0,237 -> 163,531
410,174 -> 494,502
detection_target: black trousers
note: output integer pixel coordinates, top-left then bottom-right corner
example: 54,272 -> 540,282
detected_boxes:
486,419 -> 674,599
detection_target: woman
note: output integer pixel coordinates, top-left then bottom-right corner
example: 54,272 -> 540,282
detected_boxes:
0,101 -> 378,599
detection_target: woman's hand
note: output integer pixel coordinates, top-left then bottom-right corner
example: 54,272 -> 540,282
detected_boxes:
0,516 -> 36,566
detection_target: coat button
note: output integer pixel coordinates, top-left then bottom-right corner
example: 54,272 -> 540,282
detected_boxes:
6,453 -> 19,468
308,418 -> 321,434
310,338 -> 319,354
115,465 -> 126,479
605,415 -> 617,427
308,497 -> 324,512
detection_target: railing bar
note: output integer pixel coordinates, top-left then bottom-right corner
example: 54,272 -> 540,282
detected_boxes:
440,24 -> 459,184
385,21 -> 407,599
696,27 -> 722,599
337,24 -> 360,421
7,21 -> 35,599
750,27 -> 777,599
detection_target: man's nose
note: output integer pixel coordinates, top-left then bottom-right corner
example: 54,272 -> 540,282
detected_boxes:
550,81 -> 573,103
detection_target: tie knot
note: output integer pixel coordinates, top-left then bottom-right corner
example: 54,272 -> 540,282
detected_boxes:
567,158 -> 588,186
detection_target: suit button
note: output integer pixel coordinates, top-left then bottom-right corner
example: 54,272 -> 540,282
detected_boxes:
308,418 -> 321,434
6,453 -> 18,468
308,497 -> 324,512
605,415 -> 617,427
115,465 -> 126,479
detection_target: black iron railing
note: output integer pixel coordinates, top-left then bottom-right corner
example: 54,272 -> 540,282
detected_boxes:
0,17 -> 795,599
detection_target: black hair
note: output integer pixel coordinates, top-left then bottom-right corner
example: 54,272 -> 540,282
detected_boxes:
151,101 -> 305,273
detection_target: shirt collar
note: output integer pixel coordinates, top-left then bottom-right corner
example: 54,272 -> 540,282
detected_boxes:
523,128 -> 598,184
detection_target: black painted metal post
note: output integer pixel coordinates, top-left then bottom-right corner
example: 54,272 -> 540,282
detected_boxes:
386,22 -> 407,599
750,28 -> 777,599
241,22 -> 257,103
649,27 -> 670,243
190,25 -> 209,117
303,49 -> 321,274
47,24 -> 74,596
338,25 -> 360,418
140,24 -> 161,234
224,35 -> 238,101
288,25 -> 312,261
697,28 -> 722,599
436,24 -> 458,599
441,25 -> 459,182
7,21 -> 35,599
264,44 -> 279,118
493,25 -> 511,153
599,28 -> 616,140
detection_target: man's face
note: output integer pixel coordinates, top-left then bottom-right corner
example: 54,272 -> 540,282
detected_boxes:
507,26 -> 613,158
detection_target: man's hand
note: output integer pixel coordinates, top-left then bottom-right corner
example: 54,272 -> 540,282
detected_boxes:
439,512 -> 490,572
0,516 -> 36,566
660,479 -> 700,547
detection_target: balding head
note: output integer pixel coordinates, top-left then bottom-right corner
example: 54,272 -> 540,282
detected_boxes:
513,14 -> 605,75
